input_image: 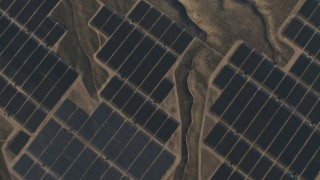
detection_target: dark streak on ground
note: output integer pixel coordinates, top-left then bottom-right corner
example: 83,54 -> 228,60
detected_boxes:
174,44 -> 201,180
237,0 -> 277,62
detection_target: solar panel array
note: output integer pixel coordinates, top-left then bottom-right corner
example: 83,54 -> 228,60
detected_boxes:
0,11 -> 78,111
90,2 -> 192,103
128,1 -> 193,55
101,76 -> 179,143
13,154 -> 56,180
283,0 -> 320,61
8,130 -> 30,155
206,43 -> 320,180
13,119 -> 129,180
53,98 -> 176,179
0,75 -> 47,132
0,0 -> 66,47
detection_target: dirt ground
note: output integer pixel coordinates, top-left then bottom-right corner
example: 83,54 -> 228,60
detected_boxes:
52,0 -> 108,101
0,116 -> 13,180
179,0 -> 297,65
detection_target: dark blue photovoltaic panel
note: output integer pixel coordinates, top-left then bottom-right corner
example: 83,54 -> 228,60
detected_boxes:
118,36 -> 155,78
101,166 -> 123,180
82,157 -> 110,180
101,14 -> 123,37
101,77 -> 124,101
298,0 -> 318,18
24,108 -> 47,132
66,108 -> 89,131
62,148 -> 96,179
279,124 -> 313,166
115,130 -> 150,170
211,163 -> 233,179
55,99 -> 77,122
8,131 -> 30,155
301,151 -> 320,179
0,0 -> 14,11
103,121 -> 137,160
34,17 -> 56,40
128,1 -> 151,22
171,30 -> 193,54
90,6 -> 113,29
145,109 -> 167,134
227,139 -> 250,165
283,17 -> 304,40
160,23 -> 182,46
155,117 -> 179,143
79,103 -> 112,140
204,122 -> 228,148
249,157 -> 273,179
210,74 -> 246,117
39,128 -> 72,166
151,78 -> 174,103
308,101 -> 320,124
42,173 -> 56,180
267,115 -> 302,158
28,120 -> 61,157
301,61 -> 320,85
122,92 -> 145,117
24,163 -> 46,180
13,154 -> 34,177
309,5 -> 320,27
150,15 -> 172,38
213,65 -> 236,89
128,141 -> 162,179
139,7 -> 161,30
294,25 -> 315,48
133,100 -> 156,125
238,148 -> 261,174
143,150 -> 175,180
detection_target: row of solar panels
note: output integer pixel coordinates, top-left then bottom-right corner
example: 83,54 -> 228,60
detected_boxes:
206,122 -> 294,180
284,17 -> 320,60
101,76 -> 179,143
223,44 -> 320,124
298,0 -> 320,28
0,12 -> 78,111
0,0 -> 65,47
91,6 -> 178,103
13,119 -> 128,180
54,99 -> 176,180
128,1 -> 193,55
207,43 -> 320,180
0,75 -> 47,132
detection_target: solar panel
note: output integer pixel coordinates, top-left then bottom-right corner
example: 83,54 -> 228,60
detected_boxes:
150,15 -> 172,38
207,43 -> 320,179
8,131 -> 30,155
294,24 -> 315,48
210,163 -> 233,179
107,29 -> 144,70
305,33 -> 320,56
0,0 -> 14,11
128,1 -> 151,22
115,130 -> 150,170
283,17 -> 304,40
101,14 -> 123,37
309,5 -> 320,27
139,7 -> 161,30
24,163 -> 46,179
90,6 -> 113,29
13,154 -> 34,177
298,0 -> 318,18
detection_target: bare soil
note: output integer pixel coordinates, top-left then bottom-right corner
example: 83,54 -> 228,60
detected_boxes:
52,0 -> 108,100
0,116 -> 13,180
